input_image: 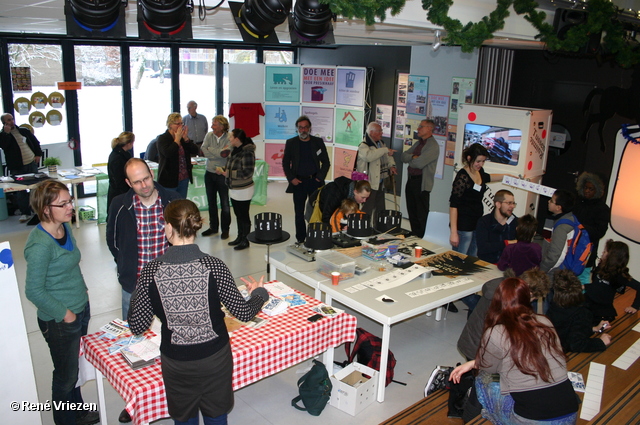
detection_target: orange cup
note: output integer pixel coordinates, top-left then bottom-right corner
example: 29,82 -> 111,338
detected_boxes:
415,246 -> 423,257
331,272 -> 341,285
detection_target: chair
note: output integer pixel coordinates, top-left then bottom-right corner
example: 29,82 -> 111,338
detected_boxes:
422,211 -> 451,249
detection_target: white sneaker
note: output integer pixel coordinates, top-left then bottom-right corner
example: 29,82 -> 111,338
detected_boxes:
19,215 -> 29,223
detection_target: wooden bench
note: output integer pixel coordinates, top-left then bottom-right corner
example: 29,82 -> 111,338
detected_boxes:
380,289 -> 640,425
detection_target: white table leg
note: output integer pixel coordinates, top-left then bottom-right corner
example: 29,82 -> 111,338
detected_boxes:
376,324 -> 391,402
72,183 -> 80,229
435,306 -> 444,321
95,368 -> 109,425
269,265 -> 277,282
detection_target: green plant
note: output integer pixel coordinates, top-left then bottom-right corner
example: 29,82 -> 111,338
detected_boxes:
43,157 -> 61,166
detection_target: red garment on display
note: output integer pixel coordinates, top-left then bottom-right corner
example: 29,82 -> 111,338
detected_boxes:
229,103 -> 265,138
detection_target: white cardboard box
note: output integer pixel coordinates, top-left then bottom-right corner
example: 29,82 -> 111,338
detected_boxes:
329,362 -> 378,416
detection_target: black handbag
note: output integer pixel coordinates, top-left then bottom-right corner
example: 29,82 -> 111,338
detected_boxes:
291,359 -> 332,416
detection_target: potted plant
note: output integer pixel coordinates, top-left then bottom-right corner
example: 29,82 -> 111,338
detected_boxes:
43,157 -> 61,174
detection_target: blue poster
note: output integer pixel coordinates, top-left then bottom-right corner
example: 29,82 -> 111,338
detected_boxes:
336,68 -> 366,107
265,66 -> 301,102
264,104 -> 300,140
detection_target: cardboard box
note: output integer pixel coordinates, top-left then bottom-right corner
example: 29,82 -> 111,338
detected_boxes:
330,363 -> 378,416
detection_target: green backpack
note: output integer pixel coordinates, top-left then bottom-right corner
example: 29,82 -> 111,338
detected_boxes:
291,359 -> 333,416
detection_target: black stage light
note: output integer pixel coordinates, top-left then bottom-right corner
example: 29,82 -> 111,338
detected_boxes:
229,0 -> 291,43
138,0 -> 193,40
290,0 -> 334,42
65,0 -> 127,37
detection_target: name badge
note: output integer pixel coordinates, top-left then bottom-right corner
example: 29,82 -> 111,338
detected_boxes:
317,149 -> 322,155
473,183 -> 482,192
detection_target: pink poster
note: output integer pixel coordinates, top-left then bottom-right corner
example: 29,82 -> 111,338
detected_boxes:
265,143 -> 285,177
333,148 -> 357,179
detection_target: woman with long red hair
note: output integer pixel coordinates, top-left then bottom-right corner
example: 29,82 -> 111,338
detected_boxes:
450,278 -> 579,424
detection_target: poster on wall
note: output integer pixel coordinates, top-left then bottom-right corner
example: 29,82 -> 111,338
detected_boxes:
426,95 -> 449,136
265,66 -> 301,102
11,67 -> 32,92
264,104 -> 300,140
449,77 -> 476,120
375,104 -> 393,138
406,75 -> 429,118
334,107 -> 364,146
333,147 -> 358,179
445,124 -> 457,166
301,66 -> 336,104
265,143 -> 286,177
301,106 -> 334,143
336,67 -> 366,107
397,73 -> 408,108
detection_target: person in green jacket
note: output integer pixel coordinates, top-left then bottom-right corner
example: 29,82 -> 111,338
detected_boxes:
24,180 -> 99,425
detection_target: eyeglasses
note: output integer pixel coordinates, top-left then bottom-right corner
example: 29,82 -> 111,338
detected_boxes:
173,122 -> 184,126
501,201 -> 517,206
548,199 -> 557,204
49,197 -> 74,208
297,125 -> 310,130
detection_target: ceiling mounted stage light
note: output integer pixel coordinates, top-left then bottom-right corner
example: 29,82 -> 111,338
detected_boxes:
289,0 -> 335,45
229,0 -> 291,43
138,0 -> 193,40
432,30 -> 442,51
65,0 -> 127,37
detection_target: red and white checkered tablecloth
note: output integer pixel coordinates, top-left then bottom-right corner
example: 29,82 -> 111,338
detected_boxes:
81,285 -> 357,425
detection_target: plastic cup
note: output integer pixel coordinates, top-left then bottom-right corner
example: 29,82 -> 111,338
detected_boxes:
331,272 -> 341,285
414,246 -> 423,257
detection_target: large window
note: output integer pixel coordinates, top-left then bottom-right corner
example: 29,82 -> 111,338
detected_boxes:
264,50 -> 294,64
8,43 -> 66,149
74,44 -> 122,166
179,47 -> 216,137
130,46 -> 172,154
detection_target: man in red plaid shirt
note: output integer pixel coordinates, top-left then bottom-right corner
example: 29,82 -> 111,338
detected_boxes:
106,158 -> 182,423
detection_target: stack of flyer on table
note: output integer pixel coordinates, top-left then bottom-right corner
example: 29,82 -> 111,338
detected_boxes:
100,318 -> 162,370
261,281 -> 310,316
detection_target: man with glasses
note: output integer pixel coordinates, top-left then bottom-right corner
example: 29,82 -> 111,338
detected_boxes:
283,115 -> 330,244
0,112 -> 43,223
476,189 -> 517,263
401,119 -> 440,237
106,158 -> 181,423
356,122 -> 397,224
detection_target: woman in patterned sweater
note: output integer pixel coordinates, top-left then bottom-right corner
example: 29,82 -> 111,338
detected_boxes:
129,199 -> 268,425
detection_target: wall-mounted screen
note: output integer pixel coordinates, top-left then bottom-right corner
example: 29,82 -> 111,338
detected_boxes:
463,123 -> 522,166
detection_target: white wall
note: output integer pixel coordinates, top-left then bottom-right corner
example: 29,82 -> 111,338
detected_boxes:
406,46 -> 479,217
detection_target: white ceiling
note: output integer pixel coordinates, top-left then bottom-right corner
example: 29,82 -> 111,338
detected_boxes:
0,0 -> 588,48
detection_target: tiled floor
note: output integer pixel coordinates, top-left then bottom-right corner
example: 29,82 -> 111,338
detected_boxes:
2,180 -> 469,425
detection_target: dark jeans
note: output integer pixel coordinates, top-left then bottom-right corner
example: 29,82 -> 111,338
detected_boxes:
10,161 -> 38,215
38,303 -> 91,425
204,171 -> 231,232
292,178 -> 323,243
405,177 -> 430,237
231,198 -> 251,238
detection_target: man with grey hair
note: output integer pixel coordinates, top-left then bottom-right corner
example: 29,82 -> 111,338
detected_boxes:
183,100 -> 208,150
401,119 -> 439,237
0,112 -> 43,222
356,122 -> 396,223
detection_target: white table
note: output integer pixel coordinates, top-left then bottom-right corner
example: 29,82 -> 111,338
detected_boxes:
268,237 -> 502,402
1,171 -> 96,228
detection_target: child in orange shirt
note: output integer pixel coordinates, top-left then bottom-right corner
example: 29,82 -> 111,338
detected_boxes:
330,199 -> 360,233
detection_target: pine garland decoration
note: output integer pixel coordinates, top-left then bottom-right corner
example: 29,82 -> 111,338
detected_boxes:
322,0 -> 640,67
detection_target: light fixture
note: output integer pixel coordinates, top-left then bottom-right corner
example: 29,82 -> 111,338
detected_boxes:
64,0 -> 127,37
432,29 -> 442,51
138,0 -> 193,40
289,0 -> 335,44
229,0 -> 291,43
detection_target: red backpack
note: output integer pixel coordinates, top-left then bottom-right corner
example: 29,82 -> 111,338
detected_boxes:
343,327 -> 398,387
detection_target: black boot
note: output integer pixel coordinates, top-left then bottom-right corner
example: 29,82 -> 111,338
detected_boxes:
234,238 -> 250,250
228,236 -> 242,246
